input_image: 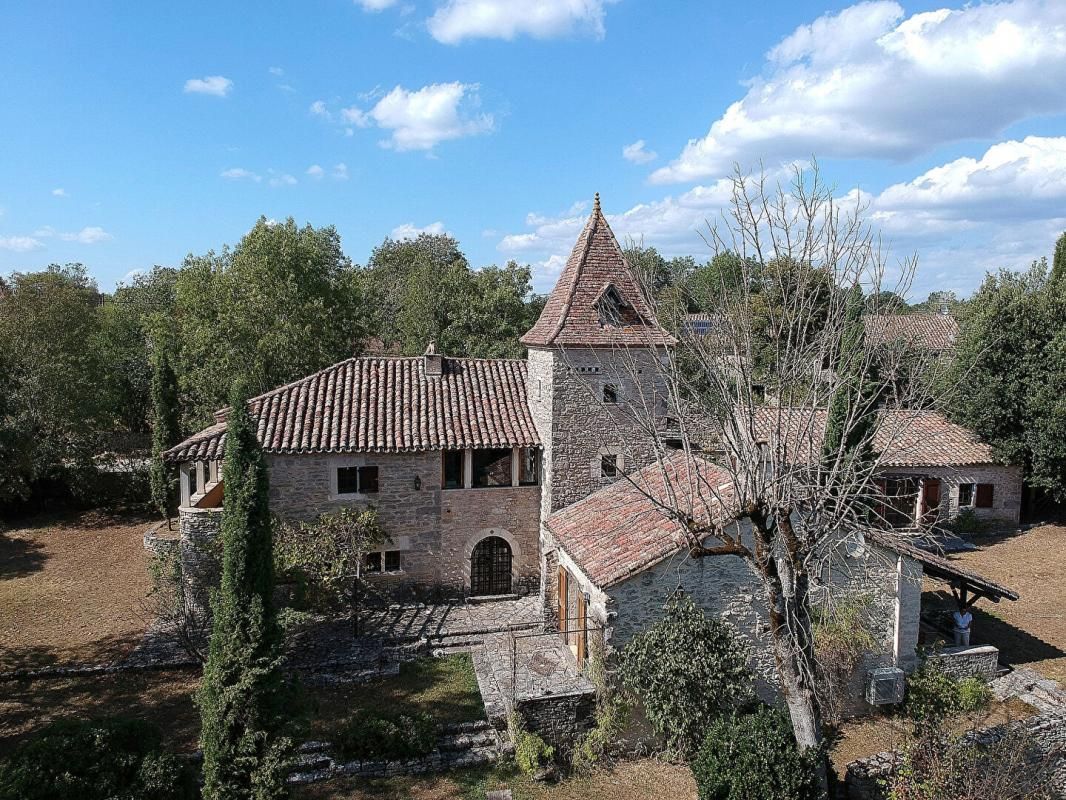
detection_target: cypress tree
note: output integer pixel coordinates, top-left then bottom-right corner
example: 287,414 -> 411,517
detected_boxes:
1052,231 -> 1066,286
149,342 -> 181,521
823,284 -> 876,463
198,383 -> 288,800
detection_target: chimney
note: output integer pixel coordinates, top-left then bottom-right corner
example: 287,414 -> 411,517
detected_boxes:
424,341 -> 443,377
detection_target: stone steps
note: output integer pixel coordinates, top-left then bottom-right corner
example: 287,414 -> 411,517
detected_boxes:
992,667 -> 1066,714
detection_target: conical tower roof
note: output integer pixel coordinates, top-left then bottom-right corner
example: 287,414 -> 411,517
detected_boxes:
520,194 -> 676,348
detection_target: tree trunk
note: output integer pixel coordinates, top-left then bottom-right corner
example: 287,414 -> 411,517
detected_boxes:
755,512 -> 831,797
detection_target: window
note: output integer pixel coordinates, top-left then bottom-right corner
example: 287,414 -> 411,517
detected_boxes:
442,451 -> 465,489
473,448 -> 512,488
519,447 -> 539,486
602,383 -> 618,403
975,483 -> 994,508
601,454 -> 619,479
365,550 -> 402,574
336,465 -> 379,495
958,483 -> 976,507
596,284 -> 630,327
881,476 -> 920,528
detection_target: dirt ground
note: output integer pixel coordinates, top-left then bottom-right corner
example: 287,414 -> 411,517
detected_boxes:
0,510 -> 155,671
921,524 -> 1066,680
294,759 -> 697,800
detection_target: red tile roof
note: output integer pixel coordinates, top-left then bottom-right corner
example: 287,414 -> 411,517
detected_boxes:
863,314 -> 958,351
520,195 -> 676,349
164,355 -> 540,462
547,451 -> 736,588
750,407 -> 998,467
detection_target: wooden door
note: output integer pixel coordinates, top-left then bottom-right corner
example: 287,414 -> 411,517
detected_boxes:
921,477 -> 941,521
557,568 -> 568,635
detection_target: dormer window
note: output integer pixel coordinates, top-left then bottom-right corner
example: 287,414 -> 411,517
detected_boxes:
595,284 -> 631,327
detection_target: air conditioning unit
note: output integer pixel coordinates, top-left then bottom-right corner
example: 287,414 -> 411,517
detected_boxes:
867,667 -> 905,705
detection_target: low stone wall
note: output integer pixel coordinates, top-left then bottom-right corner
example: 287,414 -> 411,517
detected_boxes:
178,506 -> 222,617
143,520 -> 179,557
846,712 -> 1066,799
930,644 -> 1001,681
514,690 -> 597,755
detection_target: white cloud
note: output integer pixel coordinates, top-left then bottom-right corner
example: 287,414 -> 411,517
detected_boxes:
59,226 -> 112,244
368,83 -> 494,151
51,187 -> 68,198
310,100 -> 331,119
268,172 -> 298,187
428,0 -> 612,44
33,226 -> 55,238
268,66 -> 284,76
183,75 -> 233,97
332,162 -> 350,180
0,235 -> 44,252
221,167 -> 262,182
652,0 -> 1066,184
340,106 -> 370,127
356,0 -> 398,10
306,164 -> 325,179
391,221 -> 447,239
622,139 -> 657,164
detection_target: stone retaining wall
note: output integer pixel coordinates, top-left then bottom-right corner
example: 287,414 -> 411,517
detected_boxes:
930,644 -> 1001,681
514,690 -> 597,755
846,712 -> 1066,799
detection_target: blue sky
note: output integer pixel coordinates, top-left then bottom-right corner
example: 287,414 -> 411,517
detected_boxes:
2,0 -> 1065,299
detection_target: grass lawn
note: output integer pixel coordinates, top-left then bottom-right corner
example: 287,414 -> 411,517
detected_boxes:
0,510 -> 154,671
305,654 -> 486,742
293,758 -> 697,800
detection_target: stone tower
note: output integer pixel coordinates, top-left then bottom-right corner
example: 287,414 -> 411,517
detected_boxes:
521,195 -> 676,606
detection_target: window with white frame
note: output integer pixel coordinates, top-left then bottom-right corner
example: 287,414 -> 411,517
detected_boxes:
364,549 -> 402,574
958,482 -> 976,507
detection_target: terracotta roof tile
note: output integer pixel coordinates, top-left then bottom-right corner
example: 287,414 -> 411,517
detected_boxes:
165,355 -> 540,462
750,407 -> 998,467
864,314 -> 958,351
520,195 -> 676,349
548,451 -> 736,588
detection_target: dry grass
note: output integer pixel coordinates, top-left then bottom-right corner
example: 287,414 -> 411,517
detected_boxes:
921,524 -> 1066,677
0,510 -> 155,671
0,669 -> 202,756
293,758 -> 697,800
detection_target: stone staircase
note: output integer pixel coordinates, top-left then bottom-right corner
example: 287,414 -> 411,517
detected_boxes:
287,720 -> 506,785
993,667 -> 1066,714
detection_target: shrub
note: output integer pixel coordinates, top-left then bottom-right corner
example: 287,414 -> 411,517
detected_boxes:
619,593 -> 754,756
570,696 -> 629,774
947,508 -> 990,535
0,717 -> 197,800
691,708 -> 821,800
513,729 -> 554,778
337,710 -> 438,761
904,660 -> 992,733
812,594 -> 878,722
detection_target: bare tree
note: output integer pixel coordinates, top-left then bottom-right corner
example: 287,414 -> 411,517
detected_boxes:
564,164 -> 953,792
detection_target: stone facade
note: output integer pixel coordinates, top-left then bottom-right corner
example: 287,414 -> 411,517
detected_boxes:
559,526 -> 922,714
267,451 -> 540,598
931,644 -> 1001,681
886,464 -> 1023,525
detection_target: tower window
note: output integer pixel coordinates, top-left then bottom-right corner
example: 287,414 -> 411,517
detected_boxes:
601,454 -> 619,479
603,383 -> 618,403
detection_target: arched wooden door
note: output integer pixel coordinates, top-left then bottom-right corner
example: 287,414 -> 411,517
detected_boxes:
470,536 -> 512,596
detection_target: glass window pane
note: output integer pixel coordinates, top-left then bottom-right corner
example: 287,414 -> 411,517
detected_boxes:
358,466 -> 379,493
384,551 -> 401,572
472,449 -> 511,487
442,451 -> 464,489
959,483 -> 975,507
364,552 -> 382,573
337,466 -> 360,495
519,448 -> 539,486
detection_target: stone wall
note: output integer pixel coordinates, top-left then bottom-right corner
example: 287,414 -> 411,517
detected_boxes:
930,644 -> 1001,681
887,464 -> 1023,525
846,712 -> 1066,799
177,506 -> 223,616
594,530 -> 921,713
514,690 -> 597,755
267,451 -> 540,598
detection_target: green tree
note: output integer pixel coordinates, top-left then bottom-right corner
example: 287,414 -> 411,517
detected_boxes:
0,264 -> 109,504
1051,230 -> 1066,285
864,290 -> 909,315
177,218 -> 365,426
198,384 -> 288,800
688,252 -> 757,311
149,338 -> 181,521
822,285 -> 878,464
691,708 -> 821,800
619,594 -> 754,756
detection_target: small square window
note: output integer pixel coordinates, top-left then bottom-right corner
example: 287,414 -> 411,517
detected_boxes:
384,551 -> 401,573
364,551 -> 382,573
958,483 -> 976,507
358,465 -> 379,494
337,466 -> 360,495
601,454 -> 619,479
603,383 -> 618,404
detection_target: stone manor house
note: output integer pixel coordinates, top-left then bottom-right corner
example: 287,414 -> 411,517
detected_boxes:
166,197 -> 1021,709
